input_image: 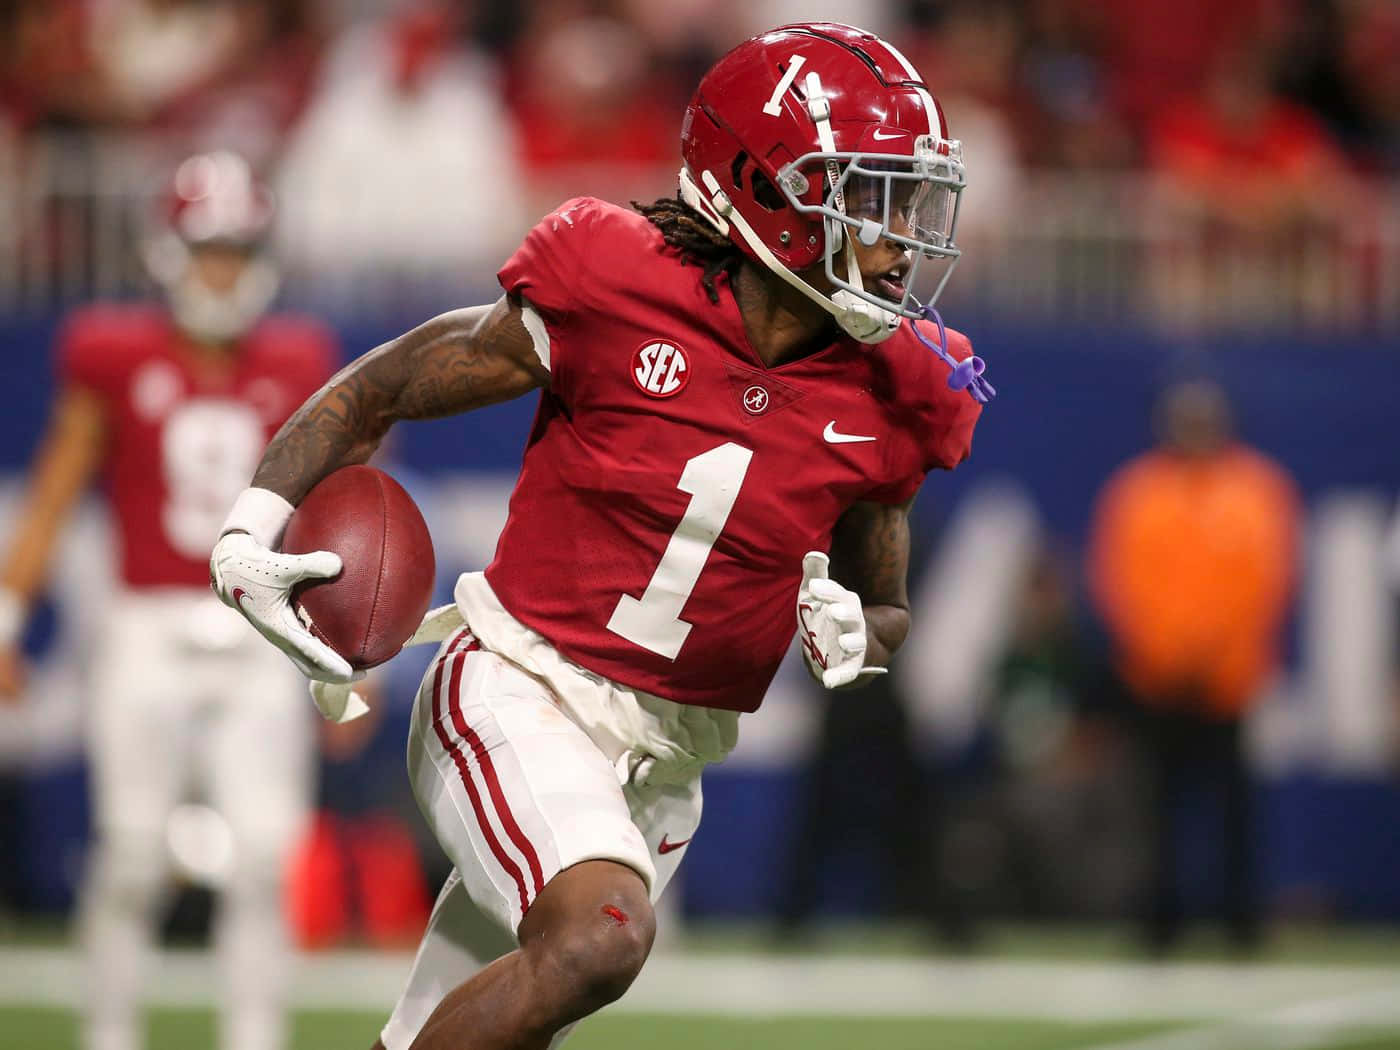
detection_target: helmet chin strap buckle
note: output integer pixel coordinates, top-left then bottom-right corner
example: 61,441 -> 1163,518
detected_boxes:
830,290 -> 900,344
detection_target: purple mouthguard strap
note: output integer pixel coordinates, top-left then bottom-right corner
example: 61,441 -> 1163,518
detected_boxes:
911,304 -> 996,404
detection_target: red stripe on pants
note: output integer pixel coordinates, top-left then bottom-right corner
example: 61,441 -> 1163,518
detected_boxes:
446,658 -> 547,899
429,641 -> 533,916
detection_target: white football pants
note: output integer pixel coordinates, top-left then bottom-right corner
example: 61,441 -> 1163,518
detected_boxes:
379,623 -> 714,1050
79,588 -> 312,1050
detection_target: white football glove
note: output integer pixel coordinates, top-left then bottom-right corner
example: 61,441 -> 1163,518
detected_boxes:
307,603 -> 463,724
309,679 -> 371,724
797,551 -> 888,689
210,531 -> 359,683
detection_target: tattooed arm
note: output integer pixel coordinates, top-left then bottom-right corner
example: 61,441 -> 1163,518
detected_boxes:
210,295 -> 546,682
253,294 -> 546,504
827,496 -> 915,672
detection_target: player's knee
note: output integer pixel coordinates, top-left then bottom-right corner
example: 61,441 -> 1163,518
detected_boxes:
225,819 -> 302,899
226,841 -> 289,900
552,898 -> 655,1012
87,832 -> 165,909
562,920 -> 654,1010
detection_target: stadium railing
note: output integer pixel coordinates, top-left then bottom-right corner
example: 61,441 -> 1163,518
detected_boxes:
0,133 -> 1396,332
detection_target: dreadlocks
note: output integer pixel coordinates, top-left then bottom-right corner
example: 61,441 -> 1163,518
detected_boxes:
633,197 -> 744,305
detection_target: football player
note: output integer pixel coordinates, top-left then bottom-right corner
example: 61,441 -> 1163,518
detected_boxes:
212,24 -> 989,1050
0,152 -> 338,1050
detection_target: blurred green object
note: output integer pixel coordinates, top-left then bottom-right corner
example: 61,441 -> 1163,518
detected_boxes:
9,1010 -> 1400,1050
4,1010 -> 382,1050
573,1015 -> 1173,1050
2,1009 -> 1180,1050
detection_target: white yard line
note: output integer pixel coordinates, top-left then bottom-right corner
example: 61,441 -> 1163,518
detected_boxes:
3,947 -> 1398,1031
1074,984 -> 1400,1050
629,955 -> 1400,1022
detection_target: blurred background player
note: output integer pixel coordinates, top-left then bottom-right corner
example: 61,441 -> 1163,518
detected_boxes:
1088,374 -> 1301,954
0,151 -> 338,1050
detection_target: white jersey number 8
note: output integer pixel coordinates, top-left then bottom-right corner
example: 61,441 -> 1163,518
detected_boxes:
606,442 -> 754,660
160,400 -> 265,560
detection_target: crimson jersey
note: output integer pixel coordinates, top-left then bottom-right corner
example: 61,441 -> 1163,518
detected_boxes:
490,197 -> 981,712
58,304 -> 337,588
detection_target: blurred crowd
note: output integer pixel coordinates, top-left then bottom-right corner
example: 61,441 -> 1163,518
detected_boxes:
3,0 -> 1397,173
0,0 -> 1397,322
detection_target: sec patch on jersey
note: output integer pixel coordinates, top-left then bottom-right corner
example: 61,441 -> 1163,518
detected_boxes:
281,465 -> 435,669
632,339 -> 690,398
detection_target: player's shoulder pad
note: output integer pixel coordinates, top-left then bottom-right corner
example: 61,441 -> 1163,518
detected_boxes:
505,197 -> 663,320
540,196 -> 661,256
59,301 -> 167,348
548,195 -> 640,230
57,302 -> 168,388
250,311 -> 339,351
943,325 -> 975,362
874,319 -> 983,472
246,312 -> 342,377
877,319 -> 977,400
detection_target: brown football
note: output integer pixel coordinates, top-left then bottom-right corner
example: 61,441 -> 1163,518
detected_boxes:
281,465 -> 435,669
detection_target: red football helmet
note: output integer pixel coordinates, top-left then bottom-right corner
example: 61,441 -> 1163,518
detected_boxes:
144,151 -> 279,344
680,23 -> 965,343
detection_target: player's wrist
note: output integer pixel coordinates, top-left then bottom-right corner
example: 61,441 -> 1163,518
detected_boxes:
0,587 -> 25,648
220,487 -> 295,549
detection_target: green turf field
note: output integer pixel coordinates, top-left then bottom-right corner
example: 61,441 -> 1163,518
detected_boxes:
5,925 -> 1398,1049
673,920 -> 1400,964
8,1009 -> 1400,1050
0,1009 -> 1183,1050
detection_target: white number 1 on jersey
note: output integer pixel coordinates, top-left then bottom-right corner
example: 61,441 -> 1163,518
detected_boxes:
606,442 -> 753,659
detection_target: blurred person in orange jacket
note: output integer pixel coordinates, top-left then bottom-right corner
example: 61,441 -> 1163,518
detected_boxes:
1088,375 -> 1300,953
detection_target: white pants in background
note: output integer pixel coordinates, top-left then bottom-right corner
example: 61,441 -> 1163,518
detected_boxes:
80,587 -> 312,1050
380,573 -> 738,1050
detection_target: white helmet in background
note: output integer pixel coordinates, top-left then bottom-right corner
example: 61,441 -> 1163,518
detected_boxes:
144,151 -> 280,344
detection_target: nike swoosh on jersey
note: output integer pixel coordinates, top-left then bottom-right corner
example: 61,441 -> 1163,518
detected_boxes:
823,421 -> 878,444
658,834 -> 691,855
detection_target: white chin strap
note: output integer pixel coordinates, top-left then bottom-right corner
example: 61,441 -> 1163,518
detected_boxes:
167,258 -> 279,344
679,167 -> 899,345
144,234 -> 279,344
